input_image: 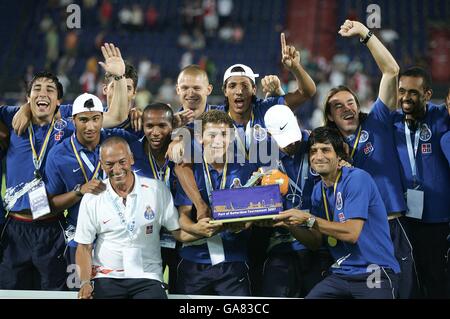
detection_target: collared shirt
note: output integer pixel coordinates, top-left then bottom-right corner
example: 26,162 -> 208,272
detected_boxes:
345,98 -> 407,214
174,159 -> 259,264
45,128 -> 137,227
0,105 -> 74,211
311,167 -> 400,275
74,174 -> 180,281
129,137 -> 177,196
392,103 -> 450,223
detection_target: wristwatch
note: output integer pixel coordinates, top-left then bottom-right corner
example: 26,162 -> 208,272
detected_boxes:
113,74 -> 124,81
73,184 -> 83,197
360,30 -> 373,45
306,216 -> 316,229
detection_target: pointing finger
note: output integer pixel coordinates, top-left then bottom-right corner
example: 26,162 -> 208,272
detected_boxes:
281,33 -> 287,54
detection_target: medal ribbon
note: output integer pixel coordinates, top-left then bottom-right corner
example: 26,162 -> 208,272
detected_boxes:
70,135 -> 101,183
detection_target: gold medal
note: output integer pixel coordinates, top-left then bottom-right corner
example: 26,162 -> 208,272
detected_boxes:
328,236 -> 337,247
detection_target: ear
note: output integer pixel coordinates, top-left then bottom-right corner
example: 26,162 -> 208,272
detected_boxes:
424,88 -> 433,101
327,113 -> 335,122
175,84 -> 181,95
130,153 -> 135,166
206,84 -> 213,96
102,84 -> 107,96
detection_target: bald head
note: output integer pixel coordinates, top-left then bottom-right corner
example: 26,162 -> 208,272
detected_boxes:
177,65 -> 209,84
99,136 -> 132,161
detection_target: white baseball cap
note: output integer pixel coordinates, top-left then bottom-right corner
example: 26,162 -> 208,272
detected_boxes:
223,64 -> 259,84
264,105 -> 302,148
72,93 -> 104,116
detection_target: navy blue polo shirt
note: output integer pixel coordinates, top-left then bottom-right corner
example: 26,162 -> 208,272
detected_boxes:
45,128 -> 138,227
392,103 -> 450,223
0,150 -> 4,222
174,159 -> 259,264
0,105 -> 74,212
184,104 -> 224,130
311,167 -> 400,275
129,137 -> 177,196
268,131 -> 321,253
345,98 -> 407,214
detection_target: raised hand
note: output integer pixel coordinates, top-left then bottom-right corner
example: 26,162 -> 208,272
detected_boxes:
338,20 -> 368,38
80,179 -> 107,196
129,107 -> 142,132
261,75 -> 284,96
98,43 -> 125,77
173,109 -> 195,128
281,33 -> 301,70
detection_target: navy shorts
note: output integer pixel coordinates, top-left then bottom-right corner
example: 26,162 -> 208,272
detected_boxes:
93,278 -> 167,299
176,259 -> 250,296
161,246 -> 180,294
306,268 -> 398,299
262,249 -> 333,297
0,216 -> 67,290
389,217 -> 419,298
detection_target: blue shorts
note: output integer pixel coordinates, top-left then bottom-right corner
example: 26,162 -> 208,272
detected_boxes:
0,216 -> 67,290
176,259 -> 250,296
306,268 -> 398,299
262,249 -> 333,297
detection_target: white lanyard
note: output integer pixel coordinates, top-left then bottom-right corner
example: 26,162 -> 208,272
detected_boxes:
79,151 -> 96,173
106,188 -> 137,242
404,123 -> 420,181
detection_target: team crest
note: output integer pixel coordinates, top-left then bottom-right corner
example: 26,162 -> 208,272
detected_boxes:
363,142 -> 374,155
419,124 -> 432,142
230,178 -> 242,189
144,205 -> 155,220
359,130 -> 369,143
421,143 -> 432,154
54,119 -> 67,131
335,192 -> 343,210
253,124 -> 267,142
338,212 -> 346,222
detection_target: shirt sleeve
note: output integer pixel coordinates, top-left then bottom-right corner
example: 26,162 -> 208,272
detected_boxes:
159,183 -> 180,231
103,128 -> 139,144
341,170 -> 371,220
440,131 -> 450,166
367,97 -> 393,128
44,148 -> 66,195
257,96 -> 286,115
0,105 -> 19,128
59,104 -> 73,118
74,195 -> 99,244
310,183 -> 325,219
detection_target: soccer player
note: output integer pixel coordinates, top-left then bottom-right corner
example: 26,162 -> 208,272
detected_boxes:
274,126 -> 400,299
174,110 -> 259,296
322,20 -> 414,298
392,67 -> 450,298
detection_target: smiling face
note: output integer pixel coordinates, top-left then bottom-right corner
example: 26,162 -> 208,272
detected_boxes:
74,111 -> 103,146
27,77 -> 60,124
143,109 -> 173,152
326,90 -> 360,137
224,76 -> 256,117
101,142 -> 135,189
201,122 -> 232,163
309,142 -> 340,177
398,76 -> 431,118
176,71 -> 212,119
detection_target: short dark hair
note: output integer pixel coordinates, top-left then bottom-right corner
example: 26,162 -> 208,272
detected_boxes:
222,66 -> 257,109
308,126 -> 349,162
27,71 -> 64,99
104,61 -> 138,91
399,67 -> 432,91
200,110 -> 233,132
323,85 -> 368,129
142,102 -> 174,126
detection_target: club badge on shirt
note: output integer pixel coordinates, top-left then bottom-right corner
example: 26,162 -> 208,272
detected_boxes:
54,131 -> 64,141
144,205 -> 155,221
421,143 -> 432,154
419,124 -> 432,142
363,142 -> 374,155
359,130 -> 369,143
338,212 -> 346,223
335,192 -> 343,211
253,124 -> 267,142
54,119 -> 67,131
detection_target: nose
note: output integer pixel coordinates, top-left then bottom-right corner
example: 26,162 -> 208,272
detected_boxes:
86,120 -> 95,130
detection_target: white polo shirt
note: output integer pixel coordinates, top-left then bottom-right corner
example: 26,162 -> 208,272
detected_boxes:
74,173 -> 180,282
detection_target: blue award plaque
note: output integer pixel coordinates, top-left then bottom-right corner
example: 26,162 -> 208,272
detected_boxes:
210,184 -> 283,224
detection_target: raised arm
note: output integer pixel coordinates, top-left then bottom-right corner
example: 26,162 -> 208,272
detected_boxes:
280,33 -> 317,109
99,43 -> 129,128
338,20 -> 400,110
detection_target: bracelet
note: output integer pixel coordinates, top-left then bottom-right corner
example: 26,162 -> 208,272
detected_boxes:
360,30 -> 373,45
80,280 -> 92,289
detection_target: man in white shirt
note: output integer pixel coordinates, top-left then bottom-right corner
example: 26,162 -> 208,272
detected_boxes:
75,136 -> 199,299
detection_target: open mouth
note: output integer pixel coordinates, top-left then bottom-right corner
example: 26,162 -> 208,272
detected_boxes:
342,112 -> 354,120
234,98 -> 245,108
36,100 -> 50,111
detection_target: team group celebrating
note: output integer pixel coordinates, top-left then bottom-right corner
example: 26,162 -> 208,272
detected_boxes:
0,20 -> 449,299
